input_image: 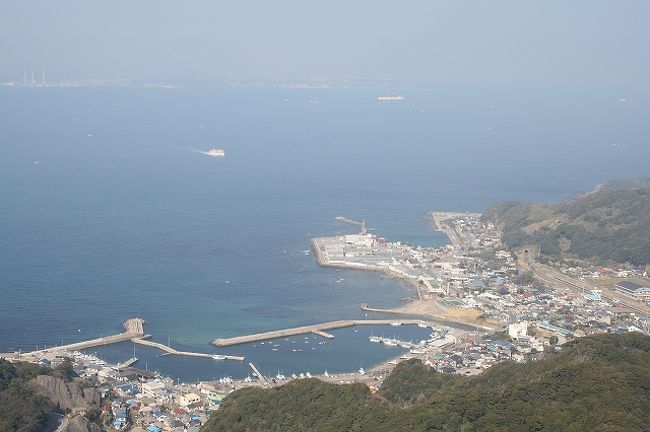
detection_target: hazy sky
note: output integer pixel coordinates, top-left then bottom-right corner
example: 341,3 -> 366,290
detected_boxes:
1,1 -> 649,88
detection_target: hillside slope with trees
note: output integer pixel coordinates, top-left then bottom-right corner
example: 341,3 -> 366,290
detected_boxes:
482,182 -> 650,266
202,333 -> 650,432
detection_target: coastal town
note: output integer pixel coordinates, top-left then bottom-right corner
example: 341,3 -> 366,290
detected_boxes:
3,212 -> 649,431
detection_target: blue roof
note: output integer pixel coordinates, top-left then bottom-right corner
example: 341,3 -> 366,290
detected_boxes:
490,339 -> 516,350
119,384 -> 138,392
616,281 -> 648,291
538,321 -> 573,336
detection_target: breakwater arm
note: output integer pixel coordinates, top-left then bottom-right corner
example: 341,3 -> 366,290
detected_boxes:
212,319 -> 430,347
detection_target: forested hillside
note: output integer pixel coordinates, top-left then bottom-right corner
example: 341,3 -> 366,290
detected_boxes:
202,333 -> 650,432
0,360 -> 53,432
482,186 -> 650,266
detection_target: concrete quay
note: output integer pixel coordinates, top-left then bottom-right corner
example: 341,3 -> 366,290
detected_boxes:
3,318 -> 147,359
1,317 -> 245,363
212,319 -> 432,347
248,362 -> 268,383
335,215 -> 367,235
360,304 -> 496,332
311,329 -> 335,339
431,211 -> 481,247
311,238 -> 420,280
131,338 -> 244,362
310,237 -> 330,266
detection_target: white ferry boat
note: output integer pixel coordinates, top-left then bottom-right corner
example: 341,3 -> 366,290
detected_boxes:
206,148 -> 225,157
377,95 -> 405,102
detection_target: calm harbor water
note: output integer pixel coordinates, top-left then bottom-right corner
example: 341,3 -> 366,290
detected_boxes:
1,86 -> 648,380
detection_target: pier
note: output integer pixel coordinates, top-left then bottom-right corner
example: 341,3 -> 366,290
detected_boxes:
212,319 -> 432,347
2,317 -> 245,363
5,318 -> 147,359
116,357 -> 139,369
335,215 -> 367,235
123,317 -> 145,335
311,329 -> 335,339
131,338 -> 244,362
248,362 -> 268,383
310,238 -> 329,266
431,211 -> 481,248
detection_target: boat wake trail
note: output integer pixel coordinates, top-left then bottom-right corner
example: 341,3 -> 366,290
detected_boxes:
152,139 -> 213,156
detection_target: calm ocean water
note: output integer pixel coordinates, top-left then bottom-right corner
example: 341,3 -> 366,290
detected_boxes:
1,86 -> 648,380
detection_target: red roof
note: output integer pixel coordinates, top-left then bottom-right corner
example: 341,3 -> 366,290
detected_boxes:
174,408 -> 187,415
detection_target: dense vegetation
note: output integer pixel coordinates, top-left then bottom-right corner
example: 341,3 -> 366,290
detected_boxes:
0,360 -> 52,432
482,185 -> 650,266
202,333 -> 650,432
0,358 -> 80,432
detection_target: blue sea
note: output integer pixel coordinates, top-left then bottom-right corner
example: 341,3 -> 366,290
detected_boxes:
1,86 -> 648,381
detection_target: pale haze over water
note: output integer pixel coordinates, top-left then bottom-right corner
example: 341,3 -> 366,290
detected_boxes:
1,1 -> 649,88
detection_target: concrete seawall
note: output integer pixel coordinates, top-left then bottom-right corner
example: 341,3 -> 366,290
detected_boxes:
4,318 -> 147,360
131,338 -> 244,362
360,304 -> 496,331
310,237 -> 421,292
212,319 -> 431,347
